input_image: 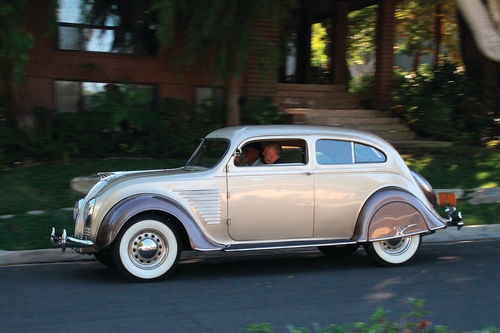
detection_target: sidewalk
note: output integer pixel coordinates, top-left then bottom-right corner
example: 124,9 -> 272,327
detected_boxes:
1,224 -> 499,266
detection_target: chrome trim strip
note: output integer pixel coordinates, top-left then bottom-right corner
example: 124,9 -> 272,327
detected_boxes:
225,240 -> 357,252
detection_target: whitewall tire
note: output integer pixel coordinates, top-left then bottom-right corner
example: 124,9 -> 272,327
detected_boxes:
113,218 -> 180,281
364,234 -> 422,266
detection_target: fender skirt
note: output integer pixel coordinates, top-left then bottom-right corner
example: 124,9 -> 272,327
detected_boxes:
95,194 -> 224,251
354,188 -> 447,242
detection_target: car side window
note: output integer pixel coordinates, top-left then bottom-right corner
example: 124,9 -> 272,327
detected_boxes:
354,143 -> 386,163
234,139 -> 307,166
316,140 -> 353,165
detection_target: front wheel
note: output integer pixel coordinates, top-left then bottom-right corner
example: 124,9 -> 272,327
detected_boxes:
112,218 -> 181,281
364,234 -> 422,266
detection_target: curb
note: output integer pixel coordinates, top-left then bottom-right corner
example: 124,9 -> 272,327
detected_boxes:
1,225 -> 500,266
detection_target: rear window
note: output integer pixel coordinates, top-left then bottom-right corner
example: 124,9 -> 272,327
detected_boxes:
316,140 -> 387,165
354,143 -> 386,163
316,140 -> 352,165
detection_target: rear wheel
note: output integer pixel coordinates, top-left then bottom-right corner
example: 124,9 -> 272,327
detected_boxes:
364,234 -> 422,266
112,218 -> 181,281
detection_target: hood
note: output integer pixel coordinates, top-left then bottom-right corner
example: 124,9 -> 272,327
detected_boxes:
87,166 -> 208,199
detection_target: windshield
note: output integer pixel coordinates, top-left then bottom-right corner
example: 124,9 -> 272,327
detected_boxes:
186,138 -> 230,168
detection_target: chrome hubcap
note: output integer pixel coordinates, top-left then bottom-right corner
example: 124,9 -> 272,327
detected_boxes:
379,236 -> 411,256
128,231 -> 168,269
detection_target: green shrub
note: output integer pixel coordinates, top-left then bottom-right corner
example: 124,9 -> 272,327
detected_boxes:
0,93 -> 226,165
241,96 -> 285,125
245,298 -> 499,333
348,74 -> 375,108
393,63 -> 499,144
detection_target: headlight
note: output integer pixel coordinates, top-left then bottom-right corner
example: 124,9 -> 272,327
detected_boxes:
83,198 -> 96,226
73,199 -> 84,222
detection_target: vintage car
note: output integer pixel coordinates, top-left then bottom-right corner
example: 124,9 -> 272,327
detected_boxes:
51,125 -> 463,281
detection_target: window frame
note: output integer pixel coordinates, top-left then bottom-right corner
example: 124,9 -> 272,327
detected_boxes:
353,142 -> 387,164
315,139 -> 355,165
314,138 -> 388,166
232,138 -> 309,168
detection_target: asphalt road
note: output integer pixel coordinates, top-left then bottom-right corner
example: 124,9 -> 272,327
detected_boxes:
1,240 -> 499,333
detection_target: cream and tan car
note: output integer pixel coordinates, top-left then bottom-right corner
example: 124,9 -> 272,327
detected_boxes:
51,125 -> 463,281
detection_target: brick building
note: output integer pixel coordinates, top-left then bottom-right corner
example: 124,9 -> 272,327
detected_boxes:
17,0 -> 397,127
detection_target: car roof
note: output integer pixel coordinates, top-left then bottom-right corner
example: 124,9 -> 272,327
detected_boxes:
206,125 -> 391,148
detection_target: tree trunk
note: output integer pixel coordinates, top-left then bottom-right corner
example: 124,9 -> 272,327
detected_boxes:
456,0 -> 500,62
226,75 -> 242,126
434,3 -> 442,69
412,50 -> 421,72
458,11 -> 500,115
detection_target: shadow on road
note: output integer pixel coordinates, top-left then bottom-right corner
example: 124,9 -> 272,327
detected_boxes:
63,243 -> 459,283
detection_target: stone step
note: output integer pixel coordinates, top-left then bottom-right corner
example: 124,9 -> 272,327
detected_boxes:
276,90 -> 356,99
370,130 -> 417,140
390,140 -> 453,149
278,97 -> 361,109
303,119 -> 415,140
310,117 -> 401,125
276,83 -> 347,93
286,108 -> 391,118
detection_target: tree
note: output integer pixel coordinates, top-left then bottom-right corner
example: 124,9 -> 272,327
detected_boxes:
456,0 -> 500,63
347,0 -> 461,73
0,0 -> 34,127
153,0 -> 297,125
79,0 -> 297,125
395,0 -> 460,71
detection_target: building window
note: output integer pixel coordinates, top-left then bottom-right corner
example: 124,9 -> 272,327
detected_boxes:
57,0 -> 158,55
194,87 -> 225,112
54,80 -> 157,113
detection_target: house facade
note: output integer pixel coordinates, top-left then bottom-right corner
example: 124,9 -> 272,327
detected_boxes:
17,0 -> 396,127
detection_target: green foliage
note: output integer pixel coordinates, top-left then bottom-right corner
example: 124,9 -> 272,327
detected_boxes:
245,299 -> 499,333
0,94 -> 225,166
311,23 -> 328,68
0,0 -> 34,87
347,5 -> 377,66
347,1 -> 461,68
153,0 -> 297,82
393,63 -> 499,144
241,97 -> 285,125
348,75 -> 375,108
396,0 -> 461,66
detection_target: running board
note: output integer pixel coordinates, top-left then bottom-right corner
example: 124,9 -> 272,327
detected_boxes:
224,239 -> 356,252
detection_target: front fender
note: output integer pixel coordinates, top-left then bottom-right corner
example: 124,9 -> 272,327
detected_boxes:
95,194 -> 224,251
354,188 -> 447,242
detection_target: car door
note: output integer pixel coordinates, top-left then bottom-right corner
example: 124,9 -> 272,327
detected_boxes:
226,139 -> 314,241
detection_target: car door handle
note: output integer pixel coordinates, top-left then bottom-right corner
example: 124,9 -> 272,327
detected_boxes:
304,171 -> 313,176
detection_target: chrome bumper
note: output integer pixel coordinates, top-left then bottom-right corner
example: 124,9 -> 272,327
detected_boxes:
445,207 -> 464,230
50,227 -> 94,252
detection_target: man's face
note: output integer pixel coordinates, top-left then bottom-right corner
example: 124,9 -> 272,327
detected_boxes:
243,147 -> 260,164
263,146 -> 279,164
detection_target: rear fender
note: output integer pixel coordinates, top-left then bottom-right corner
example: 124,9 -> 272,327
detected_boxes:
354,188 -> 446,242
95,194 -> 224,251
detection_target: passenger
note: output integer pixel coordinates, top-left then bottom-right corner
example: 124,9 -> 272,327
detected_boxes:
243,143 -> 263,166
263,143 -> 283,164
235,143 -> 263,166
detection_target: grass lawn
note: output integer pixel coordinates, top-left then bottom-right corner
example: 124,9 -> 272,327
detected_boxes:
0,158 -> 185,215
0,145 -> 498,251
